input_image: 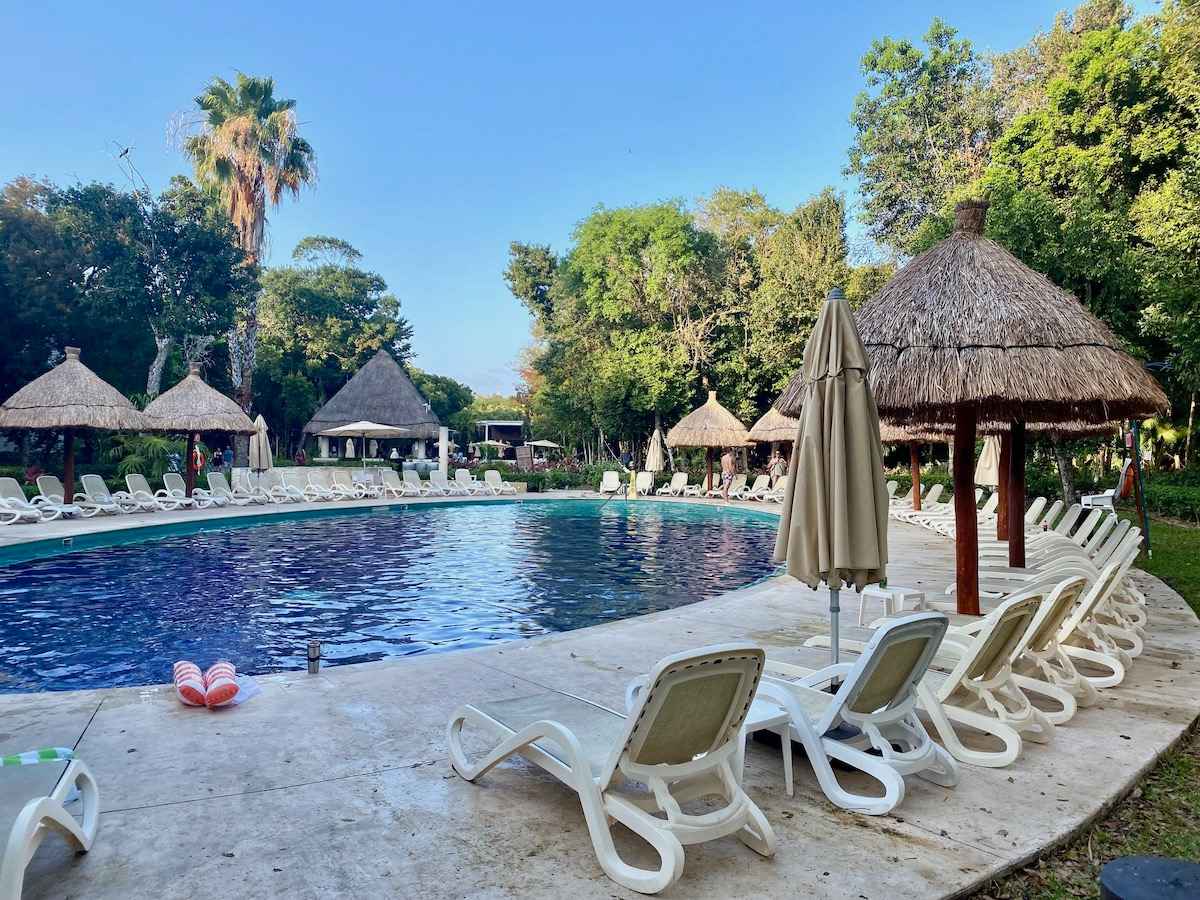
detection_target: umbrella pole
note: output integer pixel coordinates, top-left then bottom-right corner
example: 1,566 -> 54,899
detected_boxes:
62,428 -> 76,503
185,433 -> 196,497
909,442 -> 921,511
997,433 -> 1011,541
1008,420 -> 1026,568
953,407 -> 979,616
829,586 -> 840,666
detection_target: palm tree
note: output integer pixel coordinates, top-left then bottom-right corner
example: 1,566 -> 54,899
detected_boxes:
185,72 -> 316,408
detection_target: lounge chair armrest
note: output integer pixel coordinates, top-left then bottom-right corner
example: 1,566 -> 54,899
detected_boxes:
795,662 -> 854,688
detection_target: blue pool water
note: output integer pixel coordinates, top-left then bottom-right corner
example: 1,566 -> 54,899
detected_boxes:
0,500 -> 780,693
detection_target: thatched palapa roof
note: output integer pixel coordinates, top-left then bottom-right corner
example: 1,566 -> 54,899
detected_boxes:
666,391 -> 750,448
303,349 -> 440,439
777,200 -> 1168,425
747,406 -> 800,443
143,365 -> 255,433
880,417 -> 1119,443
0,347 -> 148,431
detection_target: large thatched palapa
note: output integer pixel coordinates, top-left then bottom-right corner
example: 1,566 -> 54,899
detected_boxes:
747,407 -> 800,443
303,350 -> 440,441
777,200 -> 1166,613
667,391 -> 749,492
143,364 -> 255,494
0,347 -> 148,500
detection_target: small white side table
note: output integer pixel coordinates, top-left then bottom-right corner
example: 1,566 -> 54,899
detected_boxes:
857,585 -> 927,625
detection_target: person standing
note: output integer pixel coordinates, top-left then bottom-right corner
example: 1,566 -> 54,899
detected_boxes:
222,445 -> 234,478
768,450 -> 786,481
720,446 -> 736,502
294,447 -> 307,467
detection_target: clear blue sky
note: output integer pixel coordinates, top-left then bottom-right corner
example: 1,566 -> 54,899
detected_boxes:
1,1 -> 1116,394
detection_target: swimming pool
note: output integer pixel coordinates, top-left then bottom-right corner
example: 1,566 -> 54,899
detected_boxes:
0,499 -> 780,693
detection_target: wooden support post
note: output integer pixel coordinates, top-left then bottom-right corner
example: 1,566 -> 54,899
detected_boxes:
185,433 -> 197,497
953,407 -> 979,616
1008,420 -> 1026,568
997,433 -> 1011,541
706,447 -> 714,493
909,442 -> 921,511
62,428 -> 76,504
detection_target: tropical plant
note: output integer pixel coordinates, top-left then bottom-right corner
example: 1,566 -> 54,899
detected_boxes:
184,72 -> 317,409
107,433 -> 187,480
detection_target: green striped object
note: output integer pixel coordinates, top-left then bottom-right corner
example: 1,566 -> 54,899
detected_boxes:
1,747 -> 74,767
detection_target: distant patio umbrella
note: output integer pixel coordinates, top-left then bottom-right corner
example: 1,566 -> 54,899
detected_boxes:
975,436 -> 1001,487
644,427 -> 665,473
319,421 -> 412,467
774,288 -> 888,665
143,364 -> 255,495
0,346 -> 149,502
249,415 -> 273,473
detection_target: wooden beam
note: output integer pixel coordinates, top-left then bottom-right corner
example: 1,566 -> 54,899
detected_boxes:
185,433 -> 197,497
997,432 -> 1011,541
62,428 -> 76,504
1008,420 -> 1027,567
909,442 -> 922,511
954,408 -> 979,615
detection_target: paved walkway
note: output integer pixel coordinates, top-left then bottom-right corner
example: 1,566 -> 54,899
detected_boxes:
4,495 -> 1198,899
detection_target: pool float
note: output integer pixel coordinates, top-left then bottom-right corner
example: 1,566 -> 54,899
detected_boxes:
172,661 -> 206,706
203,661 -> 238,708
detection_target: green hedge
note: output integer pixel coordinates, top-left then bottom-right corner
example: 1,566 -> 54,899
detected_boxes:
1140,484 -> 1200,524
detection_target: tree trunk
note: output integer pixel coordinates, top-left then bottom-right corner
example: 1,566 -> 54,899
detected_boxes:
146,330 -> 173,397
1050,436 -> 1076,504
953,408 -> 979,616
1186,391 -> 1196,468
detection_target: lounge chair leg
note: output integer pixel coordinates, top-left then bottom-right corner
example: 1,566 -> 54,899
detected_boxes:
917,683 -> 1022,768
1062,646 -> 1125,689
1011,674 -> 1077,726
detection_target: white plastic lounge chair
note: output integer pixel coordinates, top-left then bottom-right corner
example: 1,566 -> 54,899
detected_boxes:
324,469 -> 363,499
885,480 -> 898,499
266,470 -> 306,503
124,474 -> 181,511
77,474 -> 137,515
634,471 -> 653,495
655,472 -> 687,496
308,469 -> 350,501
455,468 -> 485,495
437,470 -> 469,496
765,475 -> 789,502
707,473 -> 745,498
482,469 -> 516,496
427,471 -> 454,496
381,469 -> 420,498
231,470 -> 276,504
401,469 -> 433,496
448,645 -> 776,894
206,473 -> 252,507
285,470 -> 330,501
0,478 -> 52,523
33,476 -> 88,518
1081,461 -> 1131,510
0,750 -> 99,899
741,475 -> 773,500
159,472 -> 202,510
598,470 -> 622,495
630,615 -> 957,817
345,469 -> 385,498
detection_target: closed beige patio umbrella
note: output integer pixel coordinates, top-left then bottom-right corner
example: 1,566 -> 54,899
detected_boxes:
249,415 -> 273,473
644,426 -> 665,473
774,288 -> 889,664
974,436 -> 1001,488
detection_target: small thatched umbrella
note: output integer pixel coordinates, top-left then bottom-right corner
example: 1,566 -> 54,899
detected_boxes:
143,364 -> 255,495
666,391 -> 749,492
0,347 -> 149,501
748,407 -> 800,443
879,422 -> 944,513
785,201 -> 1168,614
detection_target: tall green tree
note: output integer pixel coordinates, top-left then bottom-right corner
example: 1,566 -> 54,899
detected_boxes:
184,72 -> 317,409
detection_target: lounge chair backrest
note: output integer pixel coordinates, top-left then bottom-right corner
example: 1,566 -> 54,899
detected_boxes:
773,476 -> 789,494
1059,556 -> 1128,640
455,468 -> 472,485
1053,503 -> 1083,535
885,480 -> 897,497
834,612 -> 948,720
79,474 -> 111,500
37,475 -> 67,501
382,469 -> 403,488
748,475 -> 770,493
208,472 -> 232,496
1070,508 -> 1105,546
484,470 -> 503,488
728,474 -> 746,493
979,493 -> 999,516
126,474 -> 153,496
0,477 -> 28,503
1024,496 -> 1047,524
1037,499 -> 1063,528
923,484 -> 944,506
163,472 -> 187,494
1082,514 -> 1118,555
671,472 -> 687,489
957,593 -> 1043,683
431,471 -> 449,485
635,472 -> 653,492
1093,519 -> 1131,565
606,643 -> 764,783
600,471 -> 620,491
310,469 -> 333,488
331,470 -> 351,487
1024,577 -> 1088,656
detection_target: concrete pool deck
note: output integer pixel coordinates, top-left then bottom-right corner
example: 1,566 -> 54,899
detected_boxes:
4,494 -> 1199,899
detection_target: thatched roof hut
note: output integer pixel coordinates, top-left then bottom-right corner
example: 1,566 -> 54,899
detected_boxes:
303,350 -> 440,440
776,201 -> 1168,425
748,407 -> 800,443
0,347 -> 148,431
666,391 -> 749,448
143,365 -> 255,434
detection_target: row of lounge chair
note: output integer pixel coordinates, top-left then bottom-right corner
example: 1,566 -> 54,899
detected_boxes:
449,488 -> 1150,893
0,467 -> 523,524
598,470 -> 788,502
